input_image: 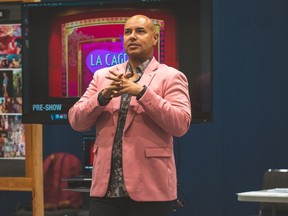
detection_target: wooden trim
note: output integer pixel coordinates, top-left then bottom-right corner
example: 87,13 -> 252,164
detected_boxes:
0,177 -> 33,191
23,0 -> 41,2
31,124 -> 44,216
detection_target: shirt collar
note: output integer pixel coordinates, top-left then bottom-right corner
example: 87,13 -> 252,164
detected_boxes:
126,58 -> 152,82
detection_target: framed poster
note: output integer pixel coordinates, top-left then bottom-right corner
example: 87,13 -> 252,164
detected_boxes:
0,22 -> 25,159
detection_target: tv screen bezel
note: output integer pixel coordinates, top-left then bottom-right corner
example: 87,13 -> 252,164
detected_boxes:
21,0 -> 213,124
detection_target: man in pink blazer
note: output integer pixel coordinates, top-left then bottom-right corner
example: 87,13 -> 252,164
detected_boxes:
69,14 -> 191,216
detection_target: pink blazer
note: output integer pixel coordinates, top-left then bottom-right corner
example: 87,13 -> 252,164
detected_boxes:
68,57 -> 191,201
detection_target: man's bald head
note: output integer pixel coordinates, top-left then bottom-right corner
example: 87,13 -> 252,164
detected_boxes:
125,15 -> 156,33
124,15 -> 158,66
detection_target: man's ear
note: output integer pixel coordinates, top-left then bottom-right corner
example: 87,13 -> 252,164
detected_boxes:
153,32 -> 159,46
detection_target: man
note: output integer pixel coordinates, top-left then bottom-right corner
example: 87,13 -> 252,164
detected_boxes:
69,14 -> 191,216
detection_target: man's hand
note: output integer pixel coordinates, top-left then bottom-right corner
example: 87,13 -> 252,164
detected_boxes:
102,70 -> 143,98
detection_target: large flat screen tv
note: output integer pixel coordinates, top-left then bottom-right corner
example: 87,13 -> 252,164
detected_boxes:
21,0 -> 212,124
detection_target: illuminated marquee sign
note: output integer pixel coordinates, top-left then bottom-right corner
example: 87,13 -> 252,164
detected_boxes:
86,49 -> 128,73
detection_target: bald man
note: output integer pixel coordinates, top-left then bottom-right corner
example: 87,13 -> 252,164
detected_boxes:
69,15 -> 191,216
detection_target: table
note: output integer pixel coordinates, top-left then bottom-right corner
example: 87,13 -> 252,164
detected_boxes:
62,177 -> 91,193
63,188 -> 90,193
237,188 -> 288,216
238,188 -> 288,203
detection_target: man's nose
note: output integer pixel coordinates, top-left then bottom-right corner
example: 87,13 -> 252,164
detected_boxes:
129,31 -> 136,40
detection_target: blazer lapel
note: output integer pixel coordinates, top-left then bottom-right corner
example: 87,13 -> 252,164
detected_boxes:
124,60 -> 158,132
110,58 -> 159,131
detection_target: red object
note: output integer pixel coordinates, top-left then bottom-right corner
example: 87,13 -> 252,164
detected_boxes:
43,152 -> 83,210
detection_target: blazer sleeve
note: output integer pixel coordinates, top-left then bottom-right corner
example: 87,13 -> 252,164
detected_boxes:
68,68 -> 109,132
138,67 -> 191,137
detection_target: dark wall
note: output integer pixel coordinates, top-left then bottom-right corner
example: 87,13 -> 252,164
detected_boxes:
1,0 -> 288,216
214,0 -> 288,215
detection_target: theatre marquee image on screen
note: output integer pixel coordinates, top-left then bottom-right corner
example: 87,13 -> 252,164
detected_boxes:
21,0 -> 212,124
